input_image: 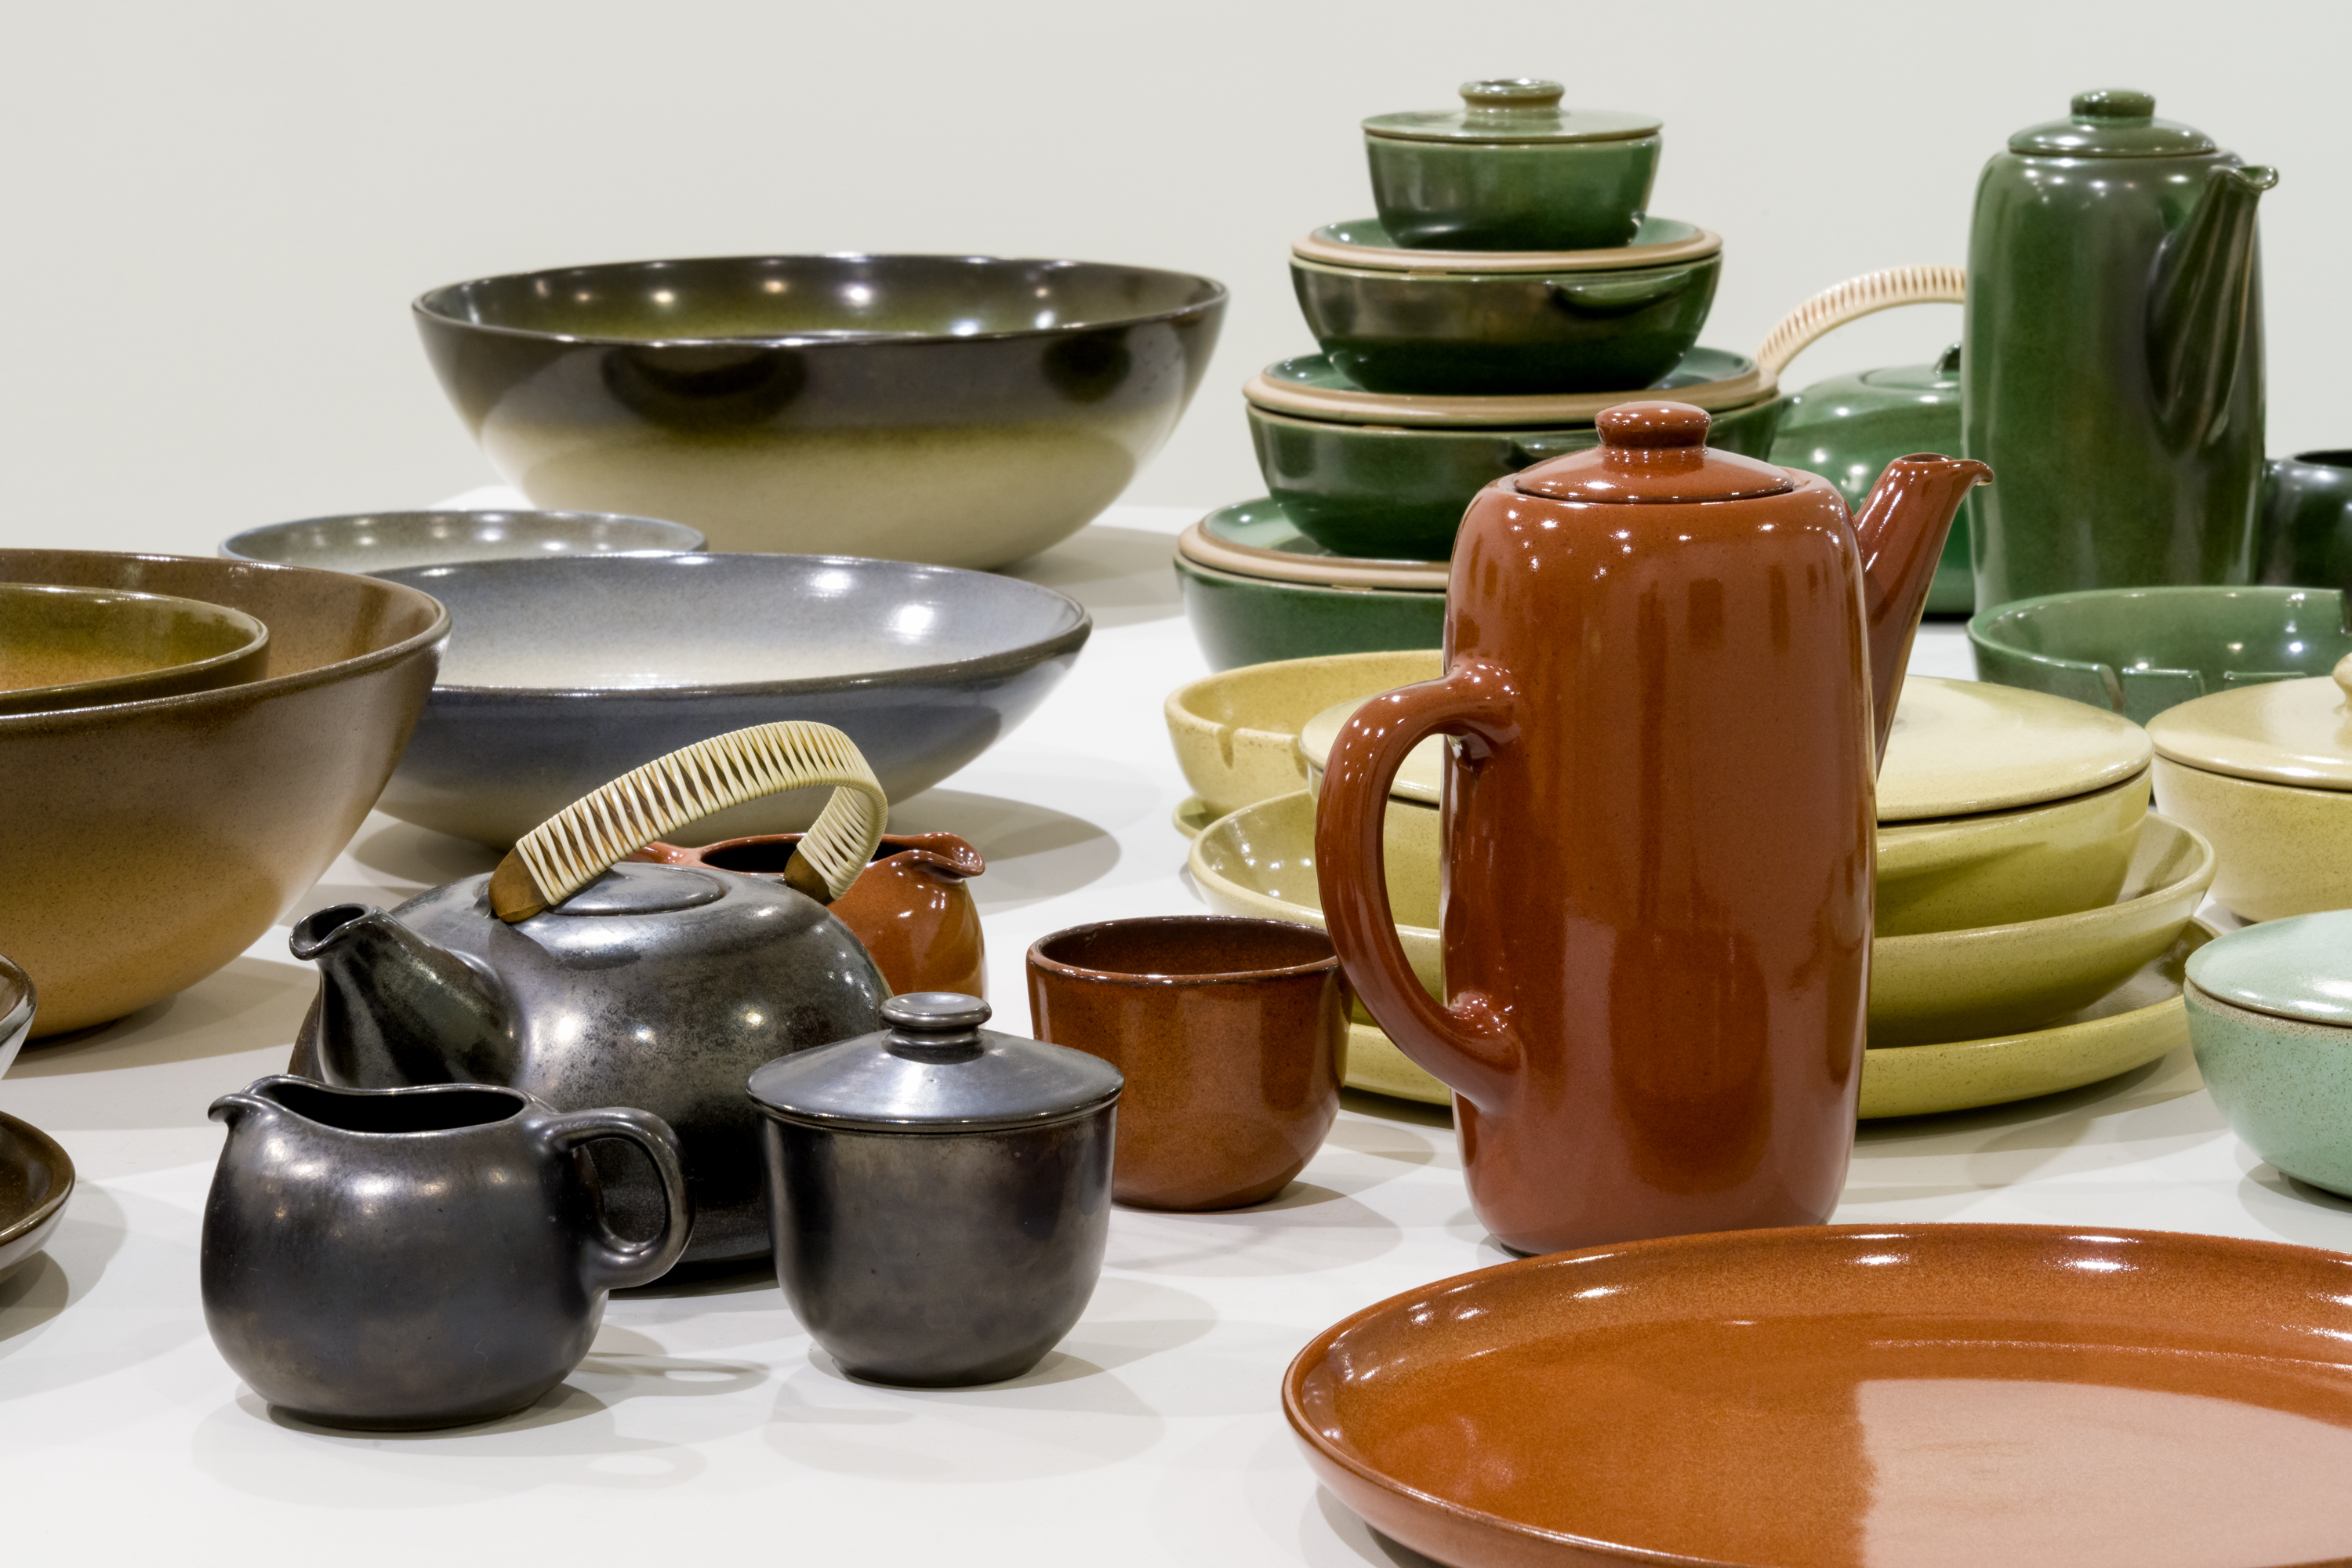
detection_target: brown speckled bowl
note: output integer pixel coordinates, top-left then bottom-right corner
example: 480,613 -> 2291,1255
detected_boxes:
0,551 -> 445,1035
1026,915 -> 1346,1210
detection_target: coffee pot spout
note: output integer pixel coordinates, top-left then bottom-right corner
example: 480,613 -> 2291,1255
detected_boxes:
1852,454 -> 1993,761
2150,162 -> 2278,446
288,905 -> 515,1087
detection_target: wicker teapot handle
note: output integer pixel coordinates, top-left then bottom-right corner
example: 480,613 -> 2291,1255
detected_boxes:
1754,264 -> 1966,378
489,722 -> 888,922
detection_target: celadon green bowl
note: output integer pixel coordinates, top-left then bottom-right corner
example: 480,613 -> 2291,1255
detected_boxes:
2185,910 -> 2352,1197
1969,586 -> 2352,725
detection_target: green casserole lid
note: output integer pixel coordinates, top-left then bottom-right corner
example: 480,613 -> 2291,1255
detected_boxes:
1365,80 -> 1661,145
2009,89 -> 2217,158
2186,910 -> 2352,1027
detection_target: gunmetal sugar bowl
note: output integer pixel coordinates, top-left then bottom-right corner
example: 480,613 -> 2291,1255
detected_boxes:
748,992 -> 1123,1387
203,1076 -> 688,1429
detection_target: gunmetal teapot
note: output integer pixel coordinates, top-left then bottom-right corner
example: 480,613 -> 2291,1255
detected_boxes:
289,722 -> 893,1267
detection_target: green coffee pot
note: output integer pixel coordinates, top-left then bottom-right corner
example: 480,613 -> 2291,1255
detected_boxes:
1965,89 -> 2277,608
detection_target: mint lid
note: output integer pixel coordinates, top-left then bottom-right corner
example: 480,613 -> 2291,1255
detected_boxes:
2187,911 -> 2352,1027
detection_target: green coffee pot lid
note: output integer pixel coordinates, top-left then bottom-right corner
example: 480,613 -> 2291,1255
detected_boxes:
1365,79 -> 1661,144
2186,910 -> 2352,1027
2009,89 -> 2218,158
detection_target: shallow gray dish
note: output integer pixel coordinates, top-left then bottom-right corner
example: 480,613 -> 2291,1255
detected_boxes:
220,509 -> 705,573
376,553 -> 1091,846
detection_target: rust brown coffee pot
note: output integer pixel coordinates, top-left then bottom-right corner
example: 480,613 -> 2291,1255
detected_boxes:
1316,401 -> 1987,1254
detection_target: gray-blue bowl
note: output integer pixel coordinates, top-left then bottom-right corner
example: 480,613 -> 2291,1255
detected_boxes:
376,553 -> 1090,846
221,509 -> 705,573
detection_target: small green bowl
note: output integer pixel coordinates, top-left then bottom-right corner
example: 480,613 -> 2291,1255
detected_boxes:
1174,554 -> 1443,672
1969,586 -> 2352,724
2185,909 -> 2352,1197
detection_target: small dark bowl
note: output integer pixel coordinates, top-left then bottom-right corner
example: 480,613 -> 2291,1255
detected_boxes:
414,255 -> 1226,569
222,509 -> 705,573
376,552 -> 1090,847
0,1107 -> 71,1289
2259,452 -> 2352,591
1289,252 -> 1719,396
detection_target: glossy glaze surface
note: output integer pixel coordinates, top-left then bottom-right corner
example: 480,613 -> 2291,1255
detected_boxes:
2259,451 -> 2352,590
2188,983 -> 2352,1197
1247,346 -> 1769,429
1163,650 -> 1442,818
415,254 -> 1225,568
632,830 -> 987,997
286,862 -> 888,1265
0,550 -> 445,1036
1174,554 -> 1442,673
2145,667 -> 2352,787
1770,349 -> 1971,614
0,955 -> 28,1080
1026,916 -> 1346,1211
2151,755 -> 2352,923
1184,506 -> 1449,589
2186,906 -> 2352,1023
203,1077 -> 686,1428
373,552 -> 1087,845
1867,812 -> 2212,1046
1875,674 -> 2151,819
1249,395 -> 1782,561
1969,585 -> 2352,724
1312,404 -> 1985,1252
220,509 -> 704,572
0,583 -> 269,716
1363,82 -> 1660,252
1966,92 -> 2275,605
1290,252 -> 1719,396
1287,1223 -> 2352,1568
1300,215 -> 1713,274
0,1109 -> 72,1288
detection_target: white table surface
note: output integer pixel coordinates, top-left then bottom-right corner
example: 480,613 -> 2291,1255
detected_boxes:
4,503 -> 2347,1565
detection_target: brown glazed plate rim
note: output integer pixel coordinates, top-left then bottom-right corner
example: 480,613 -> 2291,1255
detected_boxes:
1283,1221 -> 2352,1565
0,1112 -> 74,1251
0,554 -> 449,733
1026,915 -> 1341,986
412,253 -> 1230,350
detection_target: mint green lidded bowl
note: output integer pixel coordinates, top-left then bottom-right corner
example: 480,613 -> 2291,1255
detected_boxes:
2186,909 -> 2352,1196
1363,80 -> 1661,252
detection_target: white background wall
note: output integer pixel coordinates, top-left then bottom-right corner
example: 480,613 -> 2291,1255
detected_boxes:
2,0 -> 2342,554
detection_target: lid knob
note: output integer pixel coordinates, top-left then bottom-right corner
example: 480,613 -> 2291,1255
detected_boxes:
1598,401 -> 1711,450
883,991 -> 990,1057
1461,78 -> 1564,114
2072,88 -> 2155,121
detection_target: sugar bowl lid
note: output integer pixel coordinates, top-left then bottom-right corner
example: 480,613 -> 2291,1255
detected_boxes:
745,993 -> 1122,1133
2145,660 -> 2352,789
1513,402 -> 1795,505
1878,677 -> 2153,821
2009,89 -> 2217,158
1365,79 -> 1661,144
2186,910 -> 2352,1027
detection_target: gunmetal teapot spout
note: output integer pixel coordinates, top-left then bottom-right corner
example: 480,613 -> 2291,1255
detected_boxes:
2151,161 -> 2278,445
1853,455 -> 1993,760
288,904 -> 514,1088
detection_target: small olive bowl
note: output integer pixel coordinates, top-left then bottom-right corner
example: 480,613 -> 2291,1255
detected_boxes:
2184,910 -> 2352,1198
413,254 -> 1225,570
1289,250 -> 1719,396
221,510 -> 704,574
0,583 -> 270,717
1969,586 -> 2352,725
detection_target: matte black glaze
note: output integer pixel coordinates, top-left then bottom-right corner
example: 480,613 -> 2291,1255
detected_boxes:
202,1076 -> 687,1429
287,861 -> 889,1265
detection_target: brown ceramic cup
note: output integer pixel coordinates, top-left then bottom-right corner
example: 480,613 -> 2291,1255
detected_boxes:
1025,916 -> 1348,1211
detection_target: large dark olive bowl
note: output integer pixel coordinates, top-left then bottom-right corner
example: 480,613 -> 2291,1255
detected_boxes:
1249,393 -> 1782,561
0,551 -> 446,1035
1289,252 -> 1718,397
376,552 -> 1090,848
414,255 -> 1226,571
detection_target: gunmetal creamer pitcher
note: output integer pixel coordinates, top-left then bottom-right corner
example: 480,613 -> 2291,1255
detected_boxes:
1966,89 -> 2275,605
1315,402 -> 1987,1255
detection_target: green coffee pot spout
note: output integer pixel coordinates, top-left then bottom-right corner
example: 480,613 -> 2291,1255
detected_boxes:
2151,161 -> 2278,447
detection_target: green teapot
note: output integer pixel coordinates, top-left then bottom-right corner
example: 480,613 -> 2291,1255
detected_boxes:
1965,89 -> 2277,608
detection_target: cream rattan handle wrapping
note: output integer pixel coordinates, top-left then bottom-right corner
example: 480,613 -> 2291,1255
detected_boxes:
489,722 -> 888,922
1754,265 -> 1966,378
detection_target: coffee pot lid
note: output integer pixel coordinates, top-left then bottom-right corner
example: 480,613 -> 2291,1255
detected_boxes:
745,993 -> 1123,1133
2144,660 -> 2352,791
1364,79 -> 1661,145
2009,89 -> 2217,158
2186,909 -> 2352,1028
1512,401 -> 1795,504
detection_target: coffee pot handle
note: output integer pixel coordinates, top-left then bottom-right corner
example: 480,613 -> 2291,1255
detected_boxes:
1313,661 -> 1523,1112
541,1107 -> 693,1292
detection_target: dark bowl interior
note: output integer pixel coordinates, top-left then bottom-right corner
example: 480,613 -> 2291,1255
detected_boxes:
417,255 -> 1226,344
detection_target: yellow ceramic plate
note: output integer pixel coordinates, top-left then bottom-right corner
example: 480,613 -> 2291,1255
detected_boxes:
1859,921 -> 2214,1119
1878,676 -> 2151,821
1164,650 -> 1441,820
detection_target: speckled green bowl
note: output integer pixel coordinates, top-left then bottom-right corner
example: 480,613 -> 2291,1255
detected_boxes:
2186,910 -> 2352,1197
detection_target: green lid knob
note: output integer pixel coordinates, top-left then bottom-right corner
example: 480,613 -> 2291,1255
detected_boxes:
2072,88 -> 2156,121
1461,78 -> 1564,115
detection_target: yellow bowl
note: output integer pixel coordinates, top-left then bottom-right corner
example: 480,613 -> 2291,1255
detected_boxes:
1164,649 -> 1440,820
2152,756 -> 2352,922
